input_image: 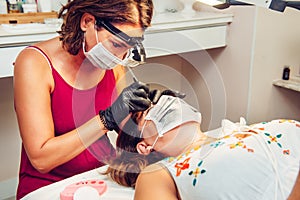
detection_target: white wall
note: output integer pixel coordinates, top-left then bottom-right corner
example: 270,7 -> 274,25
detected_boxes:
248,7 -> 300,123
199,5 -> 300,125
0,77 -> 21,199
207,6 -> 257,125
51,0 -> 68,12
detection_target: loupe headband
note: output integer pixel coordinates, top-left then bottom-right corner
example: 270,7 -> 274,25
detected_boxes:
96,19 -> 144,47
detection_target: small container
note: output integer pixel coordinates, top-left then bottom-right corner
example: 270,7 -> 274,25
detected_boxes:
17,0 -> 23,13
282,66 -> 290,80
8,0 -> 19,13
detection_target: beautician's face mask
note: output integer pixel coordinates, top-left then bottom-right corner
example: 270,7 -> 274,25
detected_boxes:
140,95 -> 202,149
83,29 -> 125,70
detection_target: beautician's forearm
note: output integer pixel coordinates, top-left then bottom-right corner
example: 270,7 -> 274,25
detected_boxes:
27,115 -> 107,173
288,170 -> 300,200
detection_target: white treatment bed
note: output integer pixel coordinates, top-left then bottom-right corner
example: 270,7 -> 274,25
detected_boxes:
21,165 -> 134,200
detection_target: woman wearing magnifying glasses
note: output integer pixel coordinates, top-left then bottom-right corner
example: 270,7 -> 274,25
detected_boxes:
14,0 -> 157,199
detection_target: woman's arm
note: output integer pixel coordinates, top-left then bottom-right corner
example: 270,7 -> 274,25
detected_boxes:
14,48 -> 108,173
113,65 -> 126,94
134,164 -> 179,200
288,170 -> 300,200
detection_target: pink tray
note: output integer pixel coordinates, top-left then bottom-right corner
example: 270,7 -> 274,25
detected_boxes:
60,179 -> 107,200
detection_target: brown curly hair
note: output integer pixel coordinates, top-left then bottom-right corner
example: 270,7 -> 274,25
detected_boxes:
57,0 -> 153,55
103,112 -> 164,188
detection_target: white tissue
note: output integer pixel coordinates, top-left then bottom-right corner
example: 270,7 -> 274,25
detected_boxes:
73,186 -> 100,200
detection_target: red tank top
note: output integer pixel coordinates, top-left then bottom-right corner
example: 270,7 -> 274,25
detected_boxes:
17,46 -> 117,199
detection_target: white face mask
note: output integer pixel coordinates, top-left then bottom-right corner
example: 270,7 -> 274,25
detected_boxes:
83,30 -> 123,70
140,95 -> 202,148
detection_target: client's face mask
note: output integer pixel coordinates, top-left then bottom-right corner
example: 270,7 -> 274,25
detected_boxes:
83,29 -> 124,70
140,95 -> 202,139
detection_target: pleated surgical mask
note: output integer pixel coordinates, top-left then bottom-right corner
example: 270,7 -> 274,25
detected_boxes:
83,30 -> 124,70
83,27 -> 145,70
140,95 -> 202,140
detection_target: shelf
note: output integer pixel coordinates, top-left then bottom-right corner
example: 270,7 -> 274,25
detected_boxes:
273,78 -> 300,92
0,12 -> 58,24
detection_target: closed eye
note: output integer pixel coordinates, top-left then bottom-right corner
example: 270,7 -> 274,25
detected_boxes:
112,41 -> 122,48
110,37 -> 130,49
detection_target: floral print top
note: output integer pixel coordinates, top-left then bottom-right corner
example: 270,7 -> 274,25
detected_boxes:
159,118 -> 300,200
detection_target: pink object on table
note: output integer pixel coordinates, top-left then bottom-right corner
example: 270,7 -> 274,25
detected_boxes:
60,179 -> 107,200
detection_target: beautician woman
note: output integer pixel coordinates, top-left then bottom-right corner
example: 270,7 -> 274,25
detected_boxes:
13,0 -> 154,199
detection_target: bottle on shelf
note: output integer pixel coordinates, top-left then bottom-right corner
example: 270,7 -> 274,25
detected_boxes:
282,66 -> 290,80
17,0 -> 23,12
8,0 -> 19,13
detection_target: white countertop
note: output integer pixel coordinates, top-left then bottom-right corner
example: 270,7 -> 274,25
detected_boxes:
0,23 -> 60,36
0,12 -> 233,35
0,11 -> 233,47
0,11 -> 233,78
0,23 -> 60,47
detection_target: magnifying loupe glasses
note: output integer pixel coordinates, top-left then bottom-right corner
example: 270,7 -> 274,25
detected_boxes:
96,19 -> 147,81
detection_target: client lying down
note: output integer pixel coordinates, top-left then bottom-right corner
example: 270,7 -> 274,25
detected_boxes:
105,95 -> 300,200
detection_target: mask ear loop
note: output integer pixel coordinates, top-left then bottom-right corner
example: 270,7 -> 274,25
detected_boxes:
139,119 -> 160,151
82,32 -> 87,53
148,135 -> 159,151
139,120 -> 147,138
82,25 -> 99,54
94,24 -> 99,44
139,105 -> 154,138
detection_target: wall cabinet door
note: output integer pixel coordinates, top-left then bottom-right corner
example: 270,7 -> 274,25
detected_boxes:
0,46 -> 26,78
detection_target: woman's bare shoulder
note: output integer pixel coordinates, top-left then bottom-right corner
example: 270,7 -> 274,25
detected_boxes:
15,45 -> 49,71
134,163 -> 178,200
14,43 -> 55,92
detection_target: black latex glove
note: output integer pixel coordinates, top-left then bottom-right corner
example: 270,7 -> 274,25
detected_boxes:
148,89 -> 186,104
99,81 -> 151,131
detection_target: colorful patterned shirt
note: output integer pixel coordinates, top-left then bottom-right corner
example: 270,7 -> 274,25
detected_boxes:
159,118 -> 300,200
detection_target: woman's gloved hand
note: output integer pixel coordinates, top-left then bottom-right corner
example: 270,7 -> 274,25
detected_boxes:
99,81 -> 151,131
148,89 -> 186,104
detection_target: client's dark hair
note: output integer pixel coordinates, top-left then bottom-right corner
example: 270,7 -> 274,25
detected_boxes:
104,112 -> 164,188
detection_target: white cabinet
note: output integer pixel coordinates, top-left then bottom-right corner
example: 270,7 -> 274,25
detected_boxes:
0,46 -> 26,77
0,30 -> 56,78
145,12 -> 233,57
145,26 -> 228,58
0,24 -> 58,78
0,12 -> 233,78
